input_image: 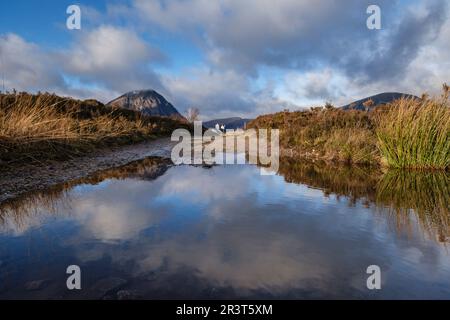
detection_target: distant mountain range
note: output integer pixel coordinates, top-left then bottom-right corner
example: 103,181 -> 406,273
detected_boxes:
105,90 -> 417,127
203,92 -> 417,129
203,117 -> 253,129
107,90 -> 184,119
341,92 -> 418,110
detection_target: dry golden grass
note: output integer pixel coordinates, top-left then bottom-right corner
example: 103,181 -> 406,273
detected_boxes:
0,92 -> 190,162
323,127 -> 378,164
248,104 -> 378,165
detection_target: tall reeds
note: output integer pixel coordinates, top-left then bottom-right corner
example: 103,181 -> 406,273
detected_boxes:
376,87 -> 450,169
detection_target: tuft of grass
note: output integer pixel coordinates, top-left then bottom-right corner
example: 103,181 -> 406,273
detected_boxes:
0,92 -> 190,163
375,91 -> 450,169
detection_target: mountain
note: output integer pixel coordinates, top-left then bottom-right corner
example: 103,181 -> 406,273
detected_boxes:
203,117 -> 253,129
107,90 -> 184,119
341,92 -> 419,110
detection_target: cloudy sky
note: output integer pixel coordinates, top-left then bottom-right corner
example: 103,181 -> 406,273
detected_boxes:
0,0 -> 449,119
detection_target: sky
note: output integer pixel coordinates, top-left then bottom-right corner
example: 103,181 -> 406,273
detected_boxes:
0,0 -> 449,120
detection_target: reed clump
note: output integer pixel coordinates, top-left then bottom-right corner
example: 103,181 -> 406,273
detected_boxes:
375,87 -> 450,169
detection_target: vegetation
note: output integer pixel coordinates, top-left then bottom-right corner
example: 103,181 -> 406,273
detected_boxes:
186,107 -> 200,122
248,103 -> 379,165
376,88 -> 450,169
0,92 -> 190,163
248,86 -> 450,169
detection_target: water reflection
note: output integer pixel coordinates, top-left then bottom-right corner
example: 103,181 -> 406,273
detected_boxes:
277,158 -> 450,243
0,157 -> 449,299
277,158 -> 381,203
0,157 -> 171,233
376,170 -> 450,243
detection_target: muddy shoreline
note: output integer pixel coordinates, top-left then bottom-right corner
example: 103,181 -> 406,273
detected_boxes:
0,138 -> 176,203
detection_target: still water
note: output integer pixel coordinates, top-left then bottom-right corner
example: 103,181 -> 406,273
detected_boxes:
0,157 -> 449,299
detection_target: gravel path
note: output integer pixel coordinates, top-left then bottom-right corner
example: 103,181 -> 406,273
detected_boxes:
0,138 -> 176,203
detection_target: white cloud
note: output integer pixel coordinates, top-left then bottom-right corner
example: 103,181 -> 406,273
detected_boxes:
67,26 -> 155,74
1,26 -> 165,101
0,34 -> 64,92
63,25 -> 166,94
130,0 -> 450,113
162,65 -> 298,118
72,181 -> 165,241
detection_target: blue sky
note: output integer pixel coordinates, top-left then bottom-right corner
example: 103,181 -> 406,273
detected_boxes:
1,0 -> 449,119
1,1 -> 84,46
0,0 -> 203,71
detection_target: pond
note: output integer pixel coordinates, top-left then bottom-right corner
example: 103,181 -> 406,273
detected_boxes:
0,157 -> 449,299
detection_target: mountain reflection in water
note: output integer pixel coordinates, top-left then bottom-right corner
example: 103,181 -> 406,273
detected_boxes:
0,157 -> 449,299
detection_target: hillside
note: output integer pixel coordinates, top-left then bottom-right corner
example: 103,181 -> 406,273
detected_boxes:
341,92 -> 418,110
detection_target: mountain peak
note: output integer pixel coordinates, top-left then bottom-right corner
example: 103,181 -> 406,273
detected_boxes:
107,89 -> 184,119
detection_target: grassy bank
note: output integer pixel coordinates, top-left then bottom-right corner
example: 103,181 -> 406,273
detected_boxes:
0,92 -> 190,163
376,93 -> 450,169
248,86 -> 449,169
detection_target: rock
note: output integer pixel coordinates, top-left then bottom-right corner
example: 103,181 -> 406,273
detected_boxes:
90,277 -> 127,297
25,279 -> 49,291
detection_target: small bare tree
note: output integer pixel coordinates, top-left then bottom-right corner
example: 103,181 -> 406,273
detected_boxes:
443,83 -> 449,99
186,107 -> 200,122
324,101 -> 334,109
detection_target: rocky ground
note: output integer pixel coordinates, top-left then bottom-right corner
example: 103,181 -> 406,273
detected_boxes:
0,138 -> 176,203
